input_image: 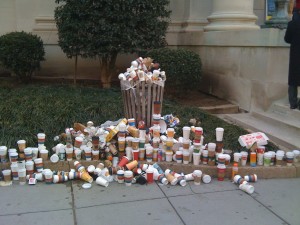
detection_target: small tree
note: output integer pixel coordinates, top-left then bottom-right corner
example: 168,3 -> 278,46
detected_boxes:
55,0 -> 171,88
0,31 -> 45,83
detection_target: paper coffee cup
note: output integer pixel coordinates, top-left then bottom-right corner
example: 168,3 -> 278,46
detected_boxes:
215,127 -> 224,142
18,168 -> 27,185
2,169 -> 12,182
124,170 -> 133,186
165,151 -> 173,162
193,152 -> 200,165
0,146 -> 8,162
192,170 -> 202,185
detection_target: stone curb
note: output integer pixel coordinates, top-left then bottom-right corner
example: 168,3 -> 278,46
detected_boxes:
1,161 -> 299,179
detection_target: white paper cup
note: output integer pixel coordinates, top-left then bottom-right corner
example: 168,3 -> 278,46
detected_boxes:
25,160 -> 34,174
117,170 -> 125,183
124,170 -> 133,186
17,160 -> 26,170
183,151 -> 190,164
192,170 -> 202,185
44,170 -> 53,184
0,146 -> 8,162
241,151 -> 248,166
34,158 -> 43,172
11,163 -> 19,180
18,168 -> 27,185
37,133 -> 46,145
74,149 -> 82,160
2,169 -> 12,182
193,152 -> 201,165
292,150 -> 300,163
239,182 -> 254,194
165,152 -> 173,162
96,176 -> 109,187
125,147 -> 133,160
207,143 -> 216,151
215,127 -> 224,142
286,152 -> 294,166
182,126 -> 191,140
233,152 -> 242,164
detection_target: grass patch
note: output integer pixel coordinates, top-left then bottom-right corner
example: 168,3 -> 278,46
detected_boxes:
0,83 -> 279,152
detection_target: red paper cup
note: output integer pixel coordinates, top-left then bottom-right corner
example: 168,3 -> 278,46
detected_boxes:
118,156 -> 129,168
146,168 -> 154,184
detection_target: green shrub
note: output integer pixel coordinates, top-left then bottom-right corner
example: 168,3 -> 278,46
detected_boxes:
0,31 -> 45,82
146,48 -> 202,95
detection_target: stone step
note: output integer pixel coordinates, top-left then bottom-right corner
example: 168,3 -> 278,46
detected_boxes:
199,104 -> 240,114
224,112 -> 300,150
271,102 -> 300,121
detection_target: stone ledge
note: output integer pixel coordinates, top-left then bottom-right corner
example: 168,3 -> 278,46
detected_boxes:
1,161 -> 299,179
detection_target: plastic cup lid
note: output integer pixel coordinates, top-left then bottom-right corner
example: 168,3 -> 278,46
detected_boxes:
50,154 -> 59,163
82,183 -> 92,189
202,175 -> 211,184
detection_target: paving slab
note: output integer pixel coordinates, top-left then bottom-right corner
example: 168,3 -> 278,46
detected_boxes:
0,210 -> 74,225
168,191 -> 286,225
252,178 -> 300,225
72,180 -> 165,208
75,198 -> 184,225
0,182 -> 73,215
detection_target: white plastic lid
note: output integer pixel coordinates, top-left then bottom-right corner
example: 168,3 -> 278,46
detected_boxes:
50,154 -> 59,163
82,183 -> 92,189
202,174 -> 211,184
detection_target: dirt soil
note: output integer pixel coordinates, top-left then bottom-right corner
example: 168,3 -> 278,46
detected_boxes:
169,90 -> 231,107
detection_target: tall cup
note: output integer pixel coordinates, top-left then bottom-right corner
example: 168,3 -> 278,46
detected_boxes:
182,139 -> 190,150
11,162 -> 19,180
25,160 -> 34,175
286,152 -> 294,166
192,170 -> 202,185
233,153 -> 242,165
34,158 -> 43,172
8,149 -> 17,162
92,150 -> 99,161
2,169 -> 12,182
256,146 -> 265,166
118,137 -> 126,151
10,152 -> 19,163
263,152 -> 272,167
40,149 -> 49,161
32,148 -> 39,160
182,126 -> 191,140
215,127 -> 224,142
74,136 -> 83,148
239,181 -> 254,194
193,152 -> 201,165
124,170 -> 133,186
17,140 -> 26,152
0,146 -> 8,163
146,168 -> 154,184
165,152 -> 173,162
276,150 -> 285,167
117,170 -> 125,183
84,147 -> 92,161
44,170 -> 53,184
241,151 -> 248,166
202,150 -> 208,165
18,169 -> 26,185
175,151 -> 183,164
37,133 -> 46,146
146,146 -> 153,163
217,164 -> 226,181
183,151 -> 190,164
125,147 -> 133,160
66,147 -> 74,161
24,148 -> 33,161
293,150 -> 300,163
74,148 -> 82,160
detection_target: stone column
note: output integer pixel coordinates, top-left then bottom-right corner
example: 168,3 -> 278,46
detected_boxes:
204,0 -> 259,31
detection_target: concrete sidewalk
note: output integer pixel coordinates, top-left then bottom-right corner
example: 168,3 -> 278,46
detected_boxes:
0,178 -> 299,225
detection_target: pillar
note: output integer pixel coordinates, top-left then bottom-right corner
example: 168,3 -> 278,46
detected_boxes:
204,0 -> 259,31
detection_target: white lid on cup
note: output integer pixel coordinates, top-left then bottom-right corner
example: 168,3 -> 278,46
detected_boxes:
50,154 -> 59,163
161,177 -> 168,185
292,150 -> 300,156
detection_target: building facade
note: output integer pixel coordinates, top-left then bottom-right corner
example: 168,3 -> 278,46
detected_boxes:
0,0 -> 293,112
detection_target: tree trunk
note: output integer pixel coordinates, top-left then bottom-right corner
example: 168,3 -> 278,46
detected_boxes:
99,53 -> 118,89
74,55 -> 78,85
